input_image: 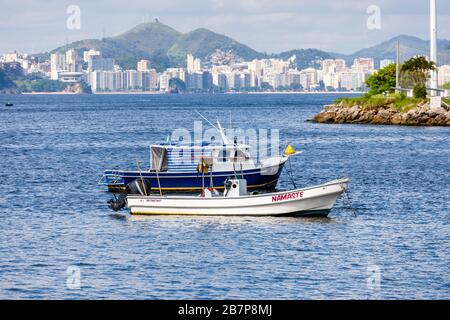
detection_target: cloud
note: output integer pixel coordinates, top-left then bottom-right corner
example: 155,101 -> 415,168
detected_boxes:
0,0 -> 448,54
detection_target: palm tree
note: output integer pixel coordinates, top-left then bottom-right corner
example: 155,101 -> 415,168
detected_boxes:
401,56 -> 436,87
400,56 -> 436,98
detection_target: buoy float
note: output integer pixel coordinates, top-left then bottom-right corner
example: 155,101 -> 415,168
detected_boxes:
284,144 -> 296,156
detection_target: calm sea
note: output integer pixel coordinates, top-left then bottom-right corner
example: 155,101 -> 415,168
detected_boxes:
0,93 -> 448,299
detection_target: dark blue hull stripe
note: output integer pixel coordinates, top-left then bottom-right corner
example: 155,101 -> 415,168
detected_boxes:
104,164 -> 285,191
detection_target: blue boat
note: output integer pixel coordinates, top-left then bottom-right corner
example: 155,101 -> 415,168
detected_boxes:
99,123 -> 299,193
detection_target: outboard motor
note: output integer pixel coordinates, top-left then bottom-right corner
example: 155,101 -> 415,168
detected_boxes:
224,177 -> 233,197
125,178 -> 152,196
107,195 -> 127,211
223,177 -> 247,198
107,178 -> 152,211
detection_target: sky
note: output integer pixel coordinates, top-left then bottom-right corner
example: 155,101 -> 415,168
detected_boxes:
1,0 -> 449,55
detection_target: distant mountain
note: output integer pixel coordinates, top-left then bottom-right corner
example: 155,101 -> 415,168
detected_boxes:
46,21 -> 262,71
40,23 -> 450,71
332,35 -> 450,68
167,28 -> 263,64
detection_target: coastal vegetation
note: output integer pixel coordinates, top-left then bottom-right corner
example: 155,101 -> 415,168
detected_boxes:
400,56 -> 436,99
365,63 -> 397,96
15,79 -> 67,93
0,63 -> 92,94
0,68 -> 17,93
313,56 -> 449,126
335,94 -> 427,112
314,97 -> 449,126
333,56 -> 437,103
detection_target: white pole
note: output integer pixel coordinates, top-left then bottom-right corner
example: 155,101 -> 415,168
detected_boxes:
430,0 -> 438,96
396,40 -> 400,92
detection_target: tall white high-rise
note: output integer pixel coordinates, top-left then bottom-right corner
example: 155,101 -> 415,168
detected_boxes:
187,54 -> 195,72
438,65 -> 450,86
322,59 -> 346,74
50,52 -> 66,80
352,58 -> 374,72
194,58 -> 201,72
137,59 -> 151,71
187,54 -> 201,73
65,49 -> 78,72
83,49 -> 100,63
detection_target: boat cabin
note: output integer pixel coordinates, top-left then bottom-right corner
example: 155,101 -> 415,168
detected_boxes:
150,143 -> 256,173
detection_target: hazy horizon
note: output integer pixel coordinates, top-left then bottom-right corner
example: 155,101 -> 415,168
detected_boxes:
1,0 -> 449,55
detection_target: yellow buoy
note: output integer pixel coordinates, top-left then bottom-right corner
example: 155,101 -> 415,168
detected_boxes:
284,144 -> 296,155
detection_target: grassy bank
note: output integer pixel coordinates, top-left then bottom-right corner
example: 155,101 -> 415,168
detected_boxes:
334,94 -> 428,112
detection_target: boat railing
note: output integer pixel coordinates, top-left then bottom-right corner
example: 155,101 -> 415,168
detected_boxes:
98,171 -> 124,186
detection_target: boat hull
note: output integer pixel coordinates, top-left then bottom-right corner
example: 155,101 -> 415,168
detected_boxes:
102,164 -> 285,193
126,178 -> 349,217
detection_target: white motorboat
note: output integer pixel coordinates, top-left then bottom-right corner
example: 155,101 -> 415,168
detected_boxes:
120,178 -> 350,217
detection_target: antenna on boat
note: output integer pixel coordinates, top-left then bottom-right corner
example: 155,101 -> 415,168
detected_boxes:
195,110 -> 219,130
216,120 -> 232,145
195,110 -> 232,145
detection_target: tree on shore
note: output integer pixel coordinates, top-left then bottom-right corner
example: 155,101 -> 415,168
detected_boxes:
400,56 -> 435,98
365,63 -> 397,96
168,78 -> 186,92
0,68 -> 17,91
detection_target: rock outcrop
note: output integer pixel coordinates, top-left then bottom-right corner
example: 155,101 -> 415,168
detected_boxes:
313,101 -> 450,126
63,83 -> 91,94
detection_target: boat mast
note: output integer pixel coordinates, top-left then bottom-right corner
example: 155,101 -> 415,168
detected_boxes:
430,0 -> 438,96
216,120 -> 232,145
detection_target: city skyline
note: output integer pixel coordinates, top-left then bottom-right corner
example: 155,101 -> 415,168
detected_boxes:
1,0 -> 450,54
5,46 -> 449,94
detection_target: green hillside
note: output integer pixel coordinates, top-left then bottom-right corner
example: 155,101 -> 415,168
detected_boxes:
167,28 -> 262,64
45,21 -> 262,71
0,68 -> 18,93
37,22 -> 450,72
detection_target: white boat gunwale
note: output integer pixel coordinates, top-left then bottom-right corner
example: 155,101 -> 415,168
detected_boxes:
127,178 -> 350,201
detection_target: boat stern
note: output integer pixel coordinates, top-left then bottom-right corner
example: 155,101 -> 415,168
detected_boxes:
98,170 -> 126,192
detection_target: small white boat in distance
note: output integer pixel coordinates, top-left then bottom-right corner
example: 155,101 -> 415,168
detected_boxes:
125,178 -> 350,217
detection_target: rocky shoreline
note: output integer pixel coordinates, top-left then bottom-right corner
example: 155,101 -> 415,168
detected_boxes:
313,101 -> 450,126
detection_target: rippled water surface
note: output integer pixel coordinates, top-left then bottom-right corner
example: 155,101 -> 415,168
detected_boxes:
0,93 -> 449,299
